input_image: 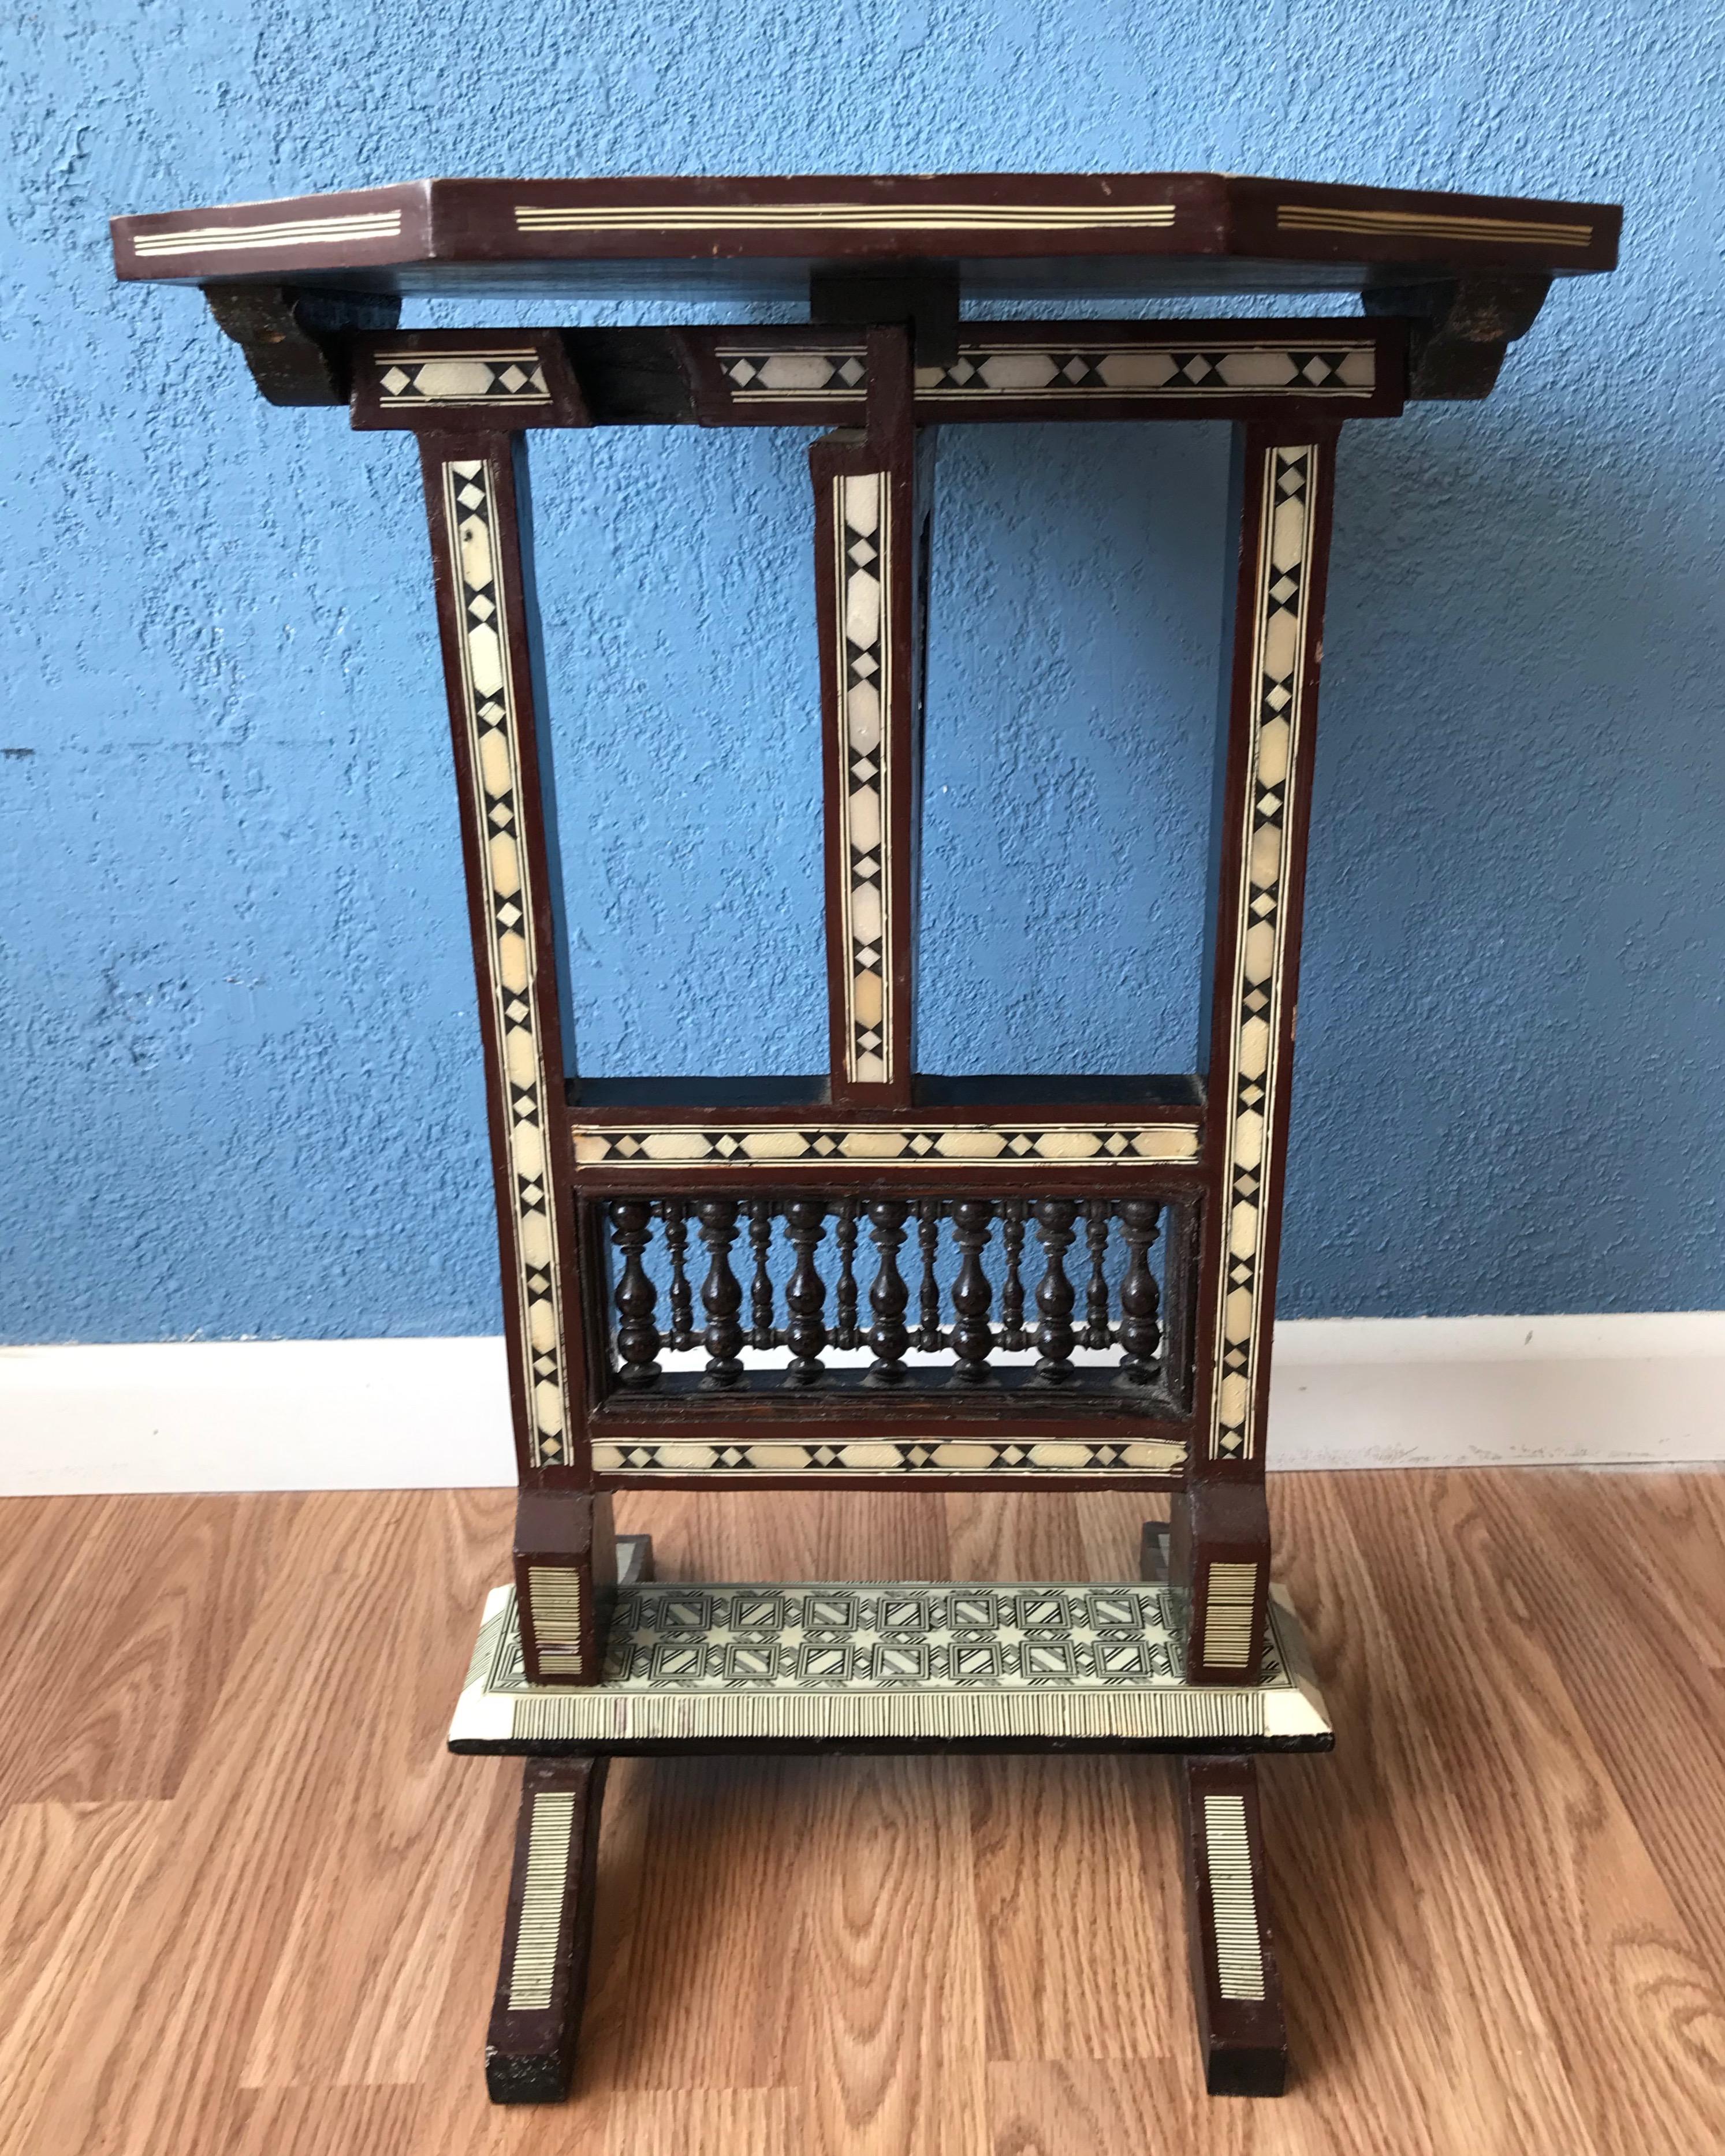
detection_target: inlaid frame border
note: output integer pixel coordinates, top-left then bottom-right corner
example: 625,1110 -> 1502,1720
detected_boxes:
811,326 -> 925,1110
1197,425 -> 1339,1469
419,433 -> 593,1480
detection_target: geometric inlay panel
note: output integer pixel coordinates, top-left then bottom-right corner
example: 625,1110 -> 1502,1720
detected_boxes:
449,1581 -> 1331,1748
592,1436 -> 1186,1479
572,1121 -> 1201,1167
711,337 -> 1378,409
377,349 -> 552,406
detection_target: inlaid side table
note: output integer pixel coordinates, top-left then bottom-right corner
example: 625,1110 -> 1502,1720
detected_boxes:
113,170 -> 1619,2100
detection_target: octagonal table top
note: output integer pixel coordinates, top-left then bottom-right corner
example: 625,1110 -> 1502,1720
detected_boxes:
111,170 -> 1621,307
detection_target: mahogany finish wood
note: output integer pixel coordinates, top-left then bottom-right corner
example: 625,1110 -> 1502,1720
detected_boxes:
110,169 -> 1623,2110
485,1755 -> 608,2102
1180,1754 -> 1288,2095
111,170 -> 1622,301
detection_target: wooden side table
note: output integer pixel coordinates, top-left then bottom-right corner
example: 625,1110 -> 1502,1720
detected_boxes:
113,169 -> 1620,2100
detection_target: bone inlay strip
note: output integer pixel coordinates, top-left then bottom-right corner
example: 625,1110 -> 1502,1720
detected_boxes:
526,1565 -> 584,1676
1208,443 -> 1320,1463
835,471 -> 893,1084
443,458 -> 575,1468
1276,203 -> 1590,245
515,202 -> 1175,233
376,350 -> 551,406
1201,1561 -> 1260,1670
131,211 -> 403,257
505,1792 -> 576,2012
714,341 -> 1379,404
572,1121 -> 1199,1166
1202,1793 -> 1268,2001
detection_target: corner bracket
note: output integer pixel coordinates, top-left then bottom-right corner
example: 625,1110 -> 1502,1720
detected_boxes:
203,283 -> 402,406
1363,272 -> 1552,401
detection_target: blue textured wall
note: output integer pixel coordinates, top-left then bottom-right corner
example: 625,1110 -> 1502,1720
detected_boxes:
3,2 -> 1722,1343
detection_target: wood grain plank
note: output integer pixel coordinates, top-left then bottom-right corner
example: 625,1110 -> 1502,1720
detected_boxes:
603,2087 -> 800,2156
1264,1475 -> 1600,2153
970,1755 -> 1180,2063
603,1756 -> 805,2091
945,1491 -> 1090,1581
0,1800 -> 171,2156
1490,1472 -> 1725,1983
222,2085 -> 428,2156
788,1755 -> 989,2155
0,1492 -> 300,1806
1328,1471 -> 1724,2156
240,1491 -> 510,2089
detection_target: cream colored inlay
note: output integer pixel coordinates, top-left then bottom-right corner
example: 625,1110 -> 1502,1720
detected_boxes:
834,471 -> 893,1084
1276,203 -> 1591,246
1206,443 -> 1321,1464
527,1565 -> 585,1676
592,1435 -> 1187,1479
1202,1793 -> 1268,2001
505,1791 -> 576,2012
131,211 -> 403,258
572,1121 -> 1201,1167
515,201 -> 1175,234
449,1580 -> 1332,1748
443,458 -> 575,1469
1201,1561 -> 1260,1672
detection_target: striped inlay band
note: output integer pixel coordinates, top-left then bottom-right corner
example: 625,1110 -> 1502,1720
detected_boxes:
1276,203 -> 1591,246
515,202 -> 1175,234
1203,1793 -> 1267,2001
505,1791 -> 576,2012
131,211 -> 403,258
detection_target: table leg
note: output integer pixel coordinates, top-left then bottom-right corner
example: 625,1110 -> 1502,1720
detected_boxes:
1179,1754 -> 1288,2096
485,1755 -> 609,2103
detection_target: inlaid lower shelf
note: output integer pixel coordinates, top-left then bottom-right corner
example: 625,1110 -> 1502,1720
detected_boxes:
449,1577 -> 1331,1754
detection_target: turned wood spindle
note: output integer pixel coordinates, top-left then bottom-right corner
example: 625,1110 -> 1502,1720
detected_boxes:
1033,1198 -> 1079,1383
1081,1198 -> 1112,1351
834,1198 -> 861,1349
696,1199 -> 745,1386
747,1198 -> 776,1350
782,1200 -> 829,1383
915,1200 -> 944,1353
608,1199 -> 661,1388
948,1199 -> 996,1383
659,1199 -> 695,1352
1116,1198 -> 1164,1386
999,1199 -> 1029,1351
866,1199 -> 911,1383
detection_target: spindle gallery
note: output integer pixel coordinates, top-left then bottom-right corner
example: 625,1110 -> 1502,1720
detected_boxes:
113,169 -> 1620,2101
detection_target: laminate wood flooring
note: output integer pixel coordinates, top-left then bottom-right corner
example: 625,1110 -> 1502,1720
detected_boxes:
0,1472 -> 1719,2155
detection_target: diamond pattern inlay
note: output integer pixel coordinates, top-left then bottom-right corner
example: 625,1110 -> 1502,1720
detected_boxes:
1208,444 -> 1320,1463
443,458 -> 573,1468
710,339 -> 1376,408
834,469 -> 893,1084
571,1122 -> 1201,1168
378,350 -> 552,405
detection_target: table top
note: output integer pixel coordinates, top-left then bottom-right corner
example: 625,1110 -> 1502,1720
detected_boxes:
111,171 -> 1621,306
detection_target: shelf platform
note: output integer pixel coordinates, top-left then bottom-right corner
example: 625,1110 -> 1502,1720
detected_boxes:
448,1571 -> 1329,1756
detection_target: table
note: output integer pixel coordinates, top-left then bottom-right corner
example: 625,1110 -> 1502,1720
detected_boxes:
112,168 -> 1620,2101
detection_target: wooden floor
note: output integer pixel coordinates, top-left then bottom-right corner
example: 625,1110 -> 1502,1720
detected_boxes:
1,1472 -> 1721,2155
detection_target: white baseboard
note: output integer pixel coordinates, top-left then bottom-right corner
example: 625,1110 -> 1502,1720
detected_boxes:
1,1314 -> 1720,1497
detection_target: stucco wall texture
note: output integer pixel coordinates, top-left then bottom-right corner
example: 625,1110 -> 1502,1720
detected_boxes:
2,3 -> 1721,1343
